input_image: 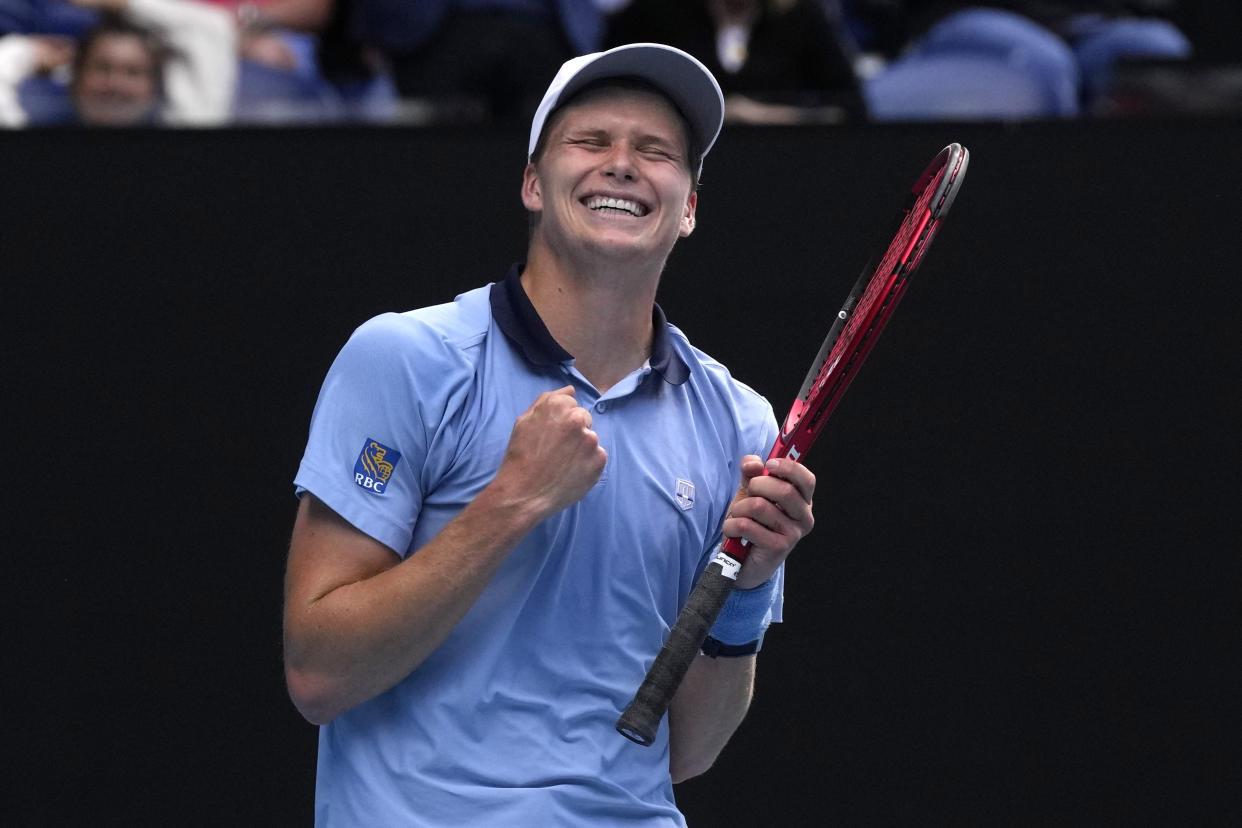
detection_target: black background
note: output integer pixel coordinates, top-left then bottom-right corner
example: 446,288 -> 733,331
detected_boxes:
4,119 -> 1239,825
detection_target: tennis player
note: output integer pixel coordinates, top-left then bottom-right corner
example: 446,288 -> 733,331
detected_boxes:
285,42 -> 816,827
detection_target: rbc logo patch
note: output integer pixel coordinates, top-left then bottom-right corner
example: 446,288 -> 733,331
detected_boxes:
354,439 -> 401,495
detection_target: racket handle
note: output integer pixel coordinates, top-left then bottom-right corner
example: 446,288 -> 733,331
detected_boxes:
616,555 -> 738,746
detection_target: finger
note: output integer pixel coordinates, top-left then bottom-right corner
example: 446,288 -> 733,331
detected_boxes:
533,385 -> 577,410
723,509 -> 799,554
763,457 -> 816,504
744,481 -> 814,535
574,406 -> 593,431
731,454 -> 766,502
739,454 -> 765,476
728,492 -> 800,535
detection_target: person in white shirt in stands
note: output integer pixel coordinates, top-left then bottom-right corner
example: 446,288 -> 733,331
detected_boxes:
0,0 -> 235,127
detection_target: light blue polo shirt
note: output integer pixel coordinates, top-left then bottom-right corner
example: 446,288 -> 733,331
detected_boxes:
294,266 -> 781,827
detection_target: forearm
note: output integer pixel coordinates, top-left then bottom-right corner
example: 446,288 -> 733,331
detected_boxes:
123,0 -> 237,124
665,548 -> 783,780
286,385 -> 606,724
245,0 -> 333,32
667,653 -> 756,782
284,485 -> 543,724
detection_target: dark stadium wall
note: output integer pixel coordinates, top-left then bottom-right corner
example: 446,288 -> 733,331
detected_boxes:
4,120 -> 1238,825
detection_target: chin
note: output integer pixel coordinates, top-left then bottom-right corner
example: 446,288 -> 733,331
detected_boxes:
585,234 -> 654,257
590,226 -> 678,253
77,100 -> 157,127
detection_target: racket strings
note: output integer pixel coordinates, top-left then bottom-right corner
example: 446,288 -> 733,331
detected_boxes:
810,167 -> 944,403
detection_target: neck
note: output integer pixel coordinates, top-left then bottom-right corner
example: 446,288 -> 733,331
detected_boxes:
521,241 -> 663,393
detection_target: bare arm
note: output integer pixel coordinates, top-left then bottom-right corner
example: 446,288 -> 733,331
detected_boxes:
666,455 -> 816,781
667,653 -> 756,782
245,0 -> 334,32
0,35 -> 74,127
284,386 -> 607,724
0,36 -> 37,127
284,487 -> 541,724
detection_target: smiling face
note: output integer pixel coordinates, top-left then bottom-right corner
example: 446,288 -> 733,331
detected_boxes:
522,84 -> 698,272
72,32 -> 160,126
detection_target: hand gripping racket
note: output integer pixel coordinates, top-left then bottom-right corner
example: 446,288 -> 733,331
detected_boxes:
616,142 -> 970,747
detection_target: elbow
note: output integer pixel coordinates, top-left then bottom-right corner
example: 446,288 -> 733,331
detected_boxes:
285,663 -> 349,726
669,752 -> 716,784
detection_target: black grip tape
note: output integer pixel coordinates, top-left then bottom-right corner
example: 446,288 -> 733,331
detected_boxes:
615,560 -> 737,746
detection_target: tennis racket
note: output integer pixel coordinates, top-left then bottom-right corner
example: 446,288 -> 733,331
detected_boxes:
616,142 -> 971,747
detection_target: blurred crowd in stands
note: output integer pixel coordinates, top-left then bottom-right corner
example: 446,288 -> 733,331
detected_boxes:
1,0 -> 1238,128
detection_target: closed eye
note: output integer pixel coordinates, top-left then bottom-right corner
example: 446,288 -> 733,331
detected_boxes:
640,145 -> 678,160
565,132 -> 609,149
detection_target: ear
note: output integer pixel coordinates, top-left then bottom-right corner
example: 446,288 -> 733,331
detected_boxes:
679,192 -> 698,238
521,161 -> 542,213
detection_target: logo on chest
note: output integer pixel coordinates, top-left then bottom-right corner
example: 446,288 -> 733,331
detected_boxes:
673,478 -> 696,511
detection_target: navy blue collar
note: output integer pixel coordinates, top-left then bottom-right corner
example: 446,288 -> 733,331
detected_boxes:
490,264 -> 690,386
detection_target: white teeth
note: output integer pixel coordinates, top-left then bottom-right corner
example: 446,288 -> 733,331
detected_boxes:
586,196 -> 645,216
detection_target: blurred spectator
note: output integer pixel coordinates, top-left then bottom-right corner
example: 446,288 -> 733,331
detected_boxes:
173,0 -> 394,124
346,0 -> 625,125
0,0 -> 236,126
605,0 -> 867,123
222,0 -> 320,72
307,0 -> 398,120
846,1 -> 1191,112
206,0 -> 383,123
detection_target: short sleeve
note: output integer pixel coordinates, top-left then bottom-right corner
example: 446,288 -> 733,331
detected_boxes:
293,312 -> 473,555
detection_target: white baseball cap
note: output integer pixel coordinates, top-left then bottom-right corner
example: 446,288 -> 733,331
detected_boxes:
528,43 -> 725,178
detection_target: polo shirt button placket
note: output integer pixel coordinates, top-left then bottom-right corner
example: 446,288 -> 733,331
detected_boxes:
589,399 -> 609,486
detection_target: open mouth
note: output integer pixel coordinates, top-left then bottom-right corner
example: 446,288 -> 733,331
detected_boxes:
584,196 -> 648,217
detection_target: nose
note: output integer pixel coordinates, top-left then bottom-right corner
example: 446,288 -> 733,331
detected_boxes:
601,143 -> 638,182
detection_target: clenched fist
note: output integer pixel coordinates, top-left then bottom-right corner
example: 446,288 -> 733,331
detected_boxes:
494,386 -> 607,521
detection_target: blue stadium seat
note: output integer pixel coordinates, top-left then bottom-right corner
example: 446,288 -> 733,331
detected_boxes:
865,52 -> 1069,120
1071,16 -> 1192,104
866,8 -> 1081,120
